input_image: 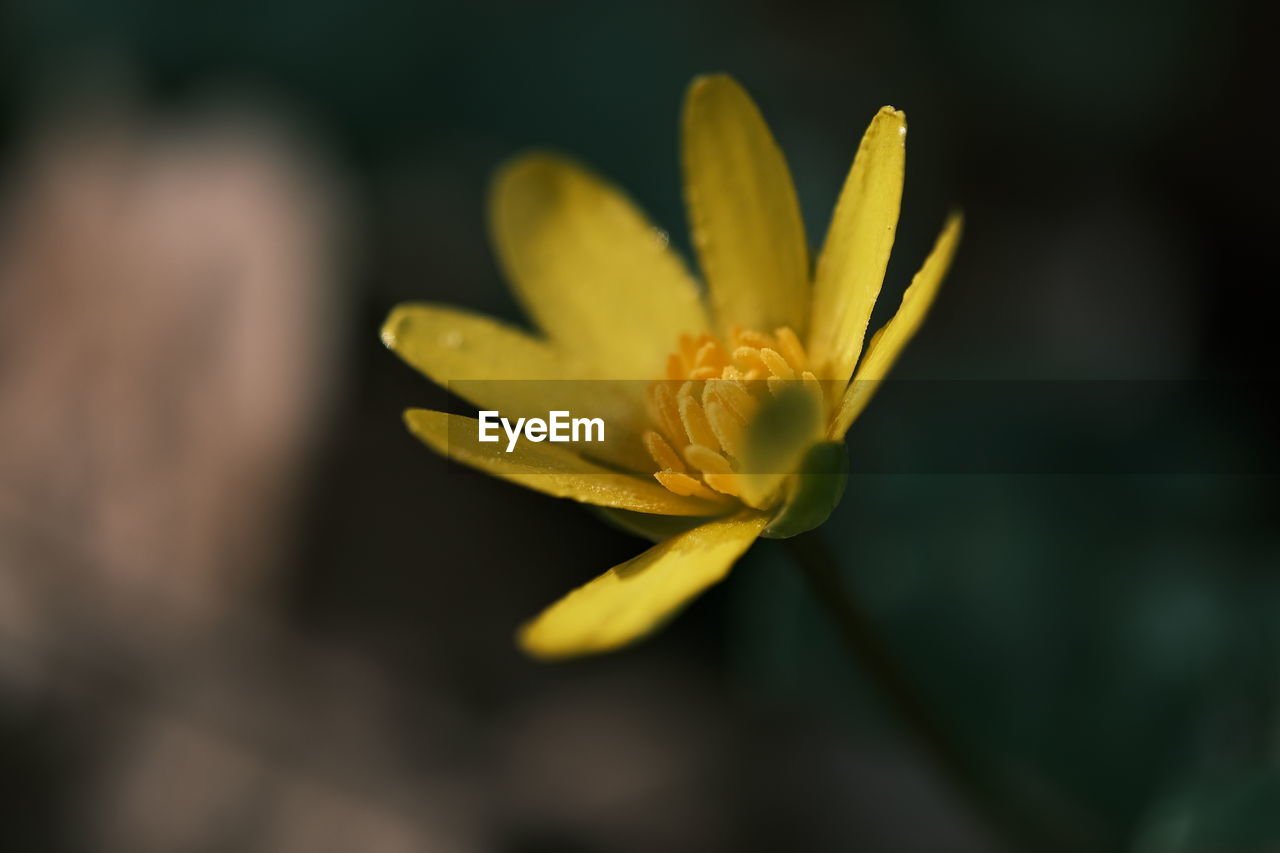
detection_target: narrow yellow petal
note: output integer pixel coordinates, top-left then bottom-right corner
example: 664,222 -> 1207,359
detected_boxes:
594,507 -> 709,543
490,154 -> 709,378
808,107 -> 907,384
829,213 -> 962,438
681,74 -> 809,336
404,409 -> 720,515
382,303 -> 565,410
384,303 -> 651,471
518,512 -> 768,659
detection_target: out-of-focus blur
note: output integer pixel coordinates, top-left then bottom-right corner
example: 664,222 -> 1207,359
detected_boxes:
0,2 -> 1276,852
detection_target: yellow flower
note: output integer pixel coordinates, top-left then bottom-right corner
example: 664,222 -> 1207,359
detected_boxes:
382,74 -> 961,660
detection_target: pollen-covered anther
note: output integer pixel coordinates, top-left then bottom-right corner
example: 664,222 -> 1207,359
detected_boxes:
646,382 -> 685,446
643,430 -> 685,473
703,399 -> 745,459
774,327 -> 809,371
655,470 -> 720,499
645,324 -> 822,505
702,473 -> 741,497
709,378 -> 756,422
684,444 -> 738,497
759,348 -> 794,380
695,340 -> 729,369
684,443 -> 732,474
733,346 -> 768,374
732,328 -> 774,350
677,385 -> 719,448
665,353 -> 685,381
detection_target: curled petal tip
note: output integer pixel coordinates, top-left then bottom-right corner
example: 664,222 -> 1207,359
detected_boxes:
875,106 -> 907,137
689,71 -> 737,91
379,308 -> 404,350
515,622 -> 552,661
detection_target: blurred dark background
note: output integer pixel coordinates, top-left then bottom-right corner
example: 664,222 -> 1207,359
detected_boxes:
1,1 -> 1277,851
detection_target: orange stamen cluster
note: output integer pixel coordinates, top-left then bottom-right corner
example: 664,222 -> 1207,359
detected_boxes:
643,326 -> 823,508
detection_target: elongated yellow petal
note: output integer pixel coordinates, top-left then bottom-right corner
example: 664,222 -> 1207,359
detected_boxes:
829,213 -> 962,438
594,506 -> 709,543
808,107 -> 907,384
681,74 -> 809,337
518,512 -> 767,659
382,302 -> 570,407
491,154 -> 709,378
405,409 -> 722,515
384,304 -> 654,470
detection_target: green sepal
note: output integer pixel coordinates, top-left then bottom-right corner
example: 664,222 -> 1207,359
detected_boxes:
761,441 -> 848,539
739,384 -> 823,508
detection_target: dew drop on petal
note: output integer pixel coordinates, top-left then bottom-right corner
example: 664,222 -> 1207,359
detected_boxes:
650,227 -> 670,250
440,330 -> 464,349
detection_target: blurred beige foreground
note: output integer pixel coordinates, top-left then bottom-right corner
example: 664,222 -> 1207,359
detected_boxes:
0,106 -> 477,851
0,106 -> 344,637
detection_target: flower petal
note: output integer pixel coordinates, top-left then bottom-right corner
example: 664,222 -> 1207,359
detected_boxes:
518,511 -> 767,659
808,107 -> 907,384
829,213 -> 962,438
404,409 -> 723,515
384,304 -> 657,470
681,74 -> 809,336
490,153 -> 709,378
383,301 -> 568,402
594,506 -> 712,543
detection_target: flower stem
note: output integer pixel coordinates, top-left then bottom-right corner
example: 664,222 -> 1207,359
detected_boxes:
785,531 -> 1091,853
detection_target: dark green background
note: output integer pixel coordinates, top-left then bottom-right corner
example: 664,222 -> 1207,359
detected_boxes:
1,0 -> 1276,850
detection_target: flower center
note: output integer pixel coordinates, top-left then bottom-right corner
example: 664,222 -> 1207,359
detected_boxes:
642,326 -> 824,509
